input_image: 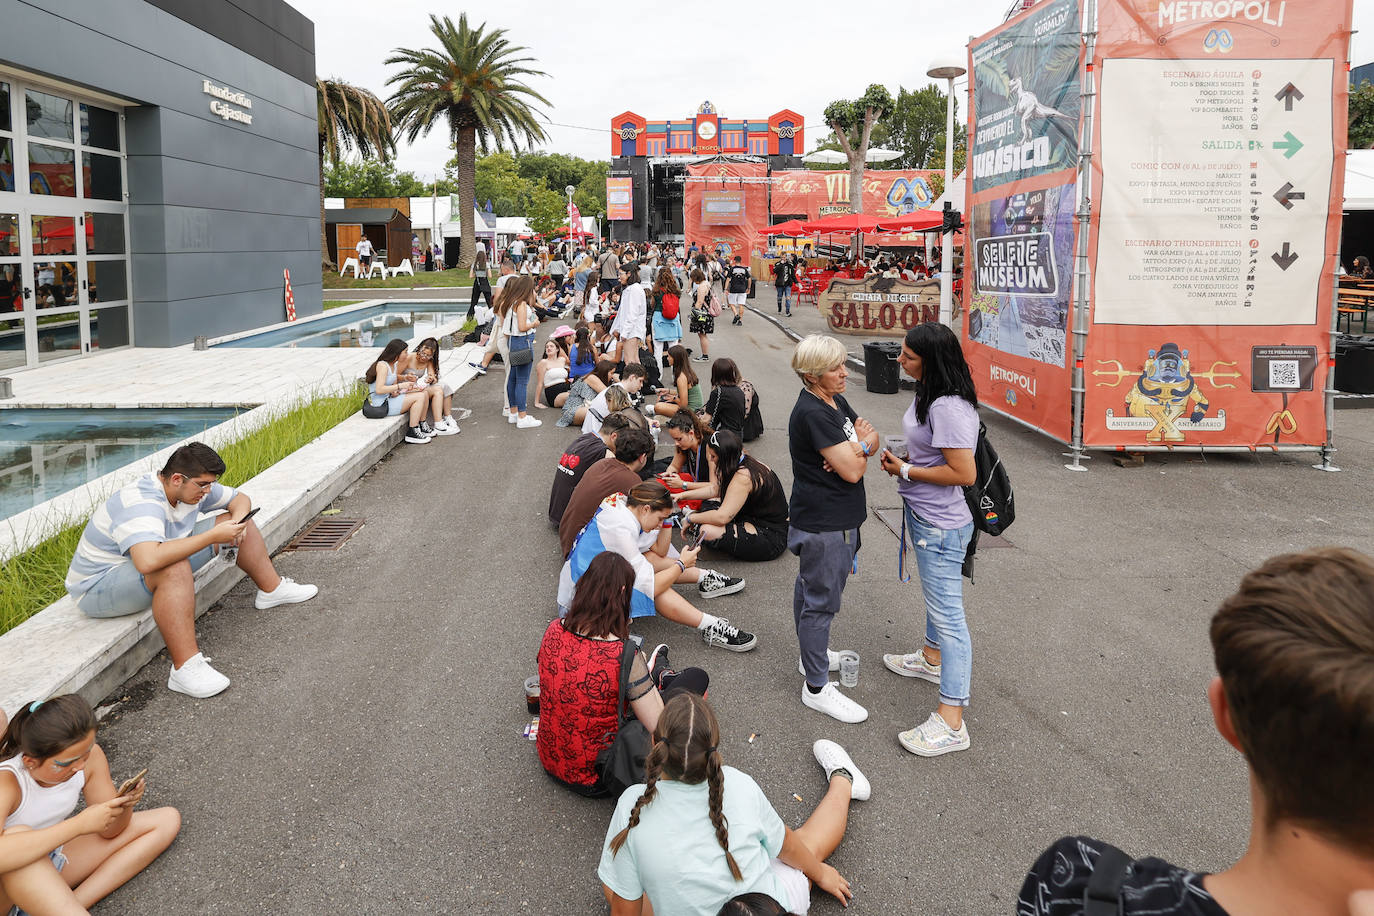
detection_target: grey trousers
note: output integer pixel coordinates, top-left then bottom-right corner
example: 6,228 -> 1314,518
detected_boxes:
788,526 -> 862,688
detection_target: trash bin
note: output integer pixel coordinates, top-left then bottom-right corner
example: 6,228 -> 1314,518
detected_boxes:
1335,335 -> 1374,394
862,341 -> 901,394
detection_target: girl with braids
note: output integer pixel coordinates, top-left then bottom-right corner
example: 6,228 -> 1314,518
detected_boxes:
0,695 -> 180,914
599,693 -> 868,916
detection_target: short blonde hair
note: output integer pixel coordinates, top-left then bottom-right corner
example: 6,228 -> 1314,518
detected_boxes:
791,335 -> 847,384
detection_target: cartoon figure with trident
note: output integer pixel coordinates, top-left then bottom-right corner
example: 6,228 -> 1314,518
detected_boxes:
1094,343 -> 1241,442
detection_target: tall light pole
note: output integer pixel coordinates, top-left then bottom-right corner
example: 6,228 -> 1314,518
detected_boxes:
566,184 -> 576,254
927,56 -> 967,328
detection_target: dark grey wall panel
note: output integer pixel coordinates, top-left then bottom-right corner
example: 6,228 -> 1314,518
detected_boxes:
0,0 -> 322,348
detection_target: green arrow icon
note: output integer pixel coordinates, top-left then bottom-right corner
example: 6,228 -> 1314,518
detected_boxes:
1272,131 -> 1303,159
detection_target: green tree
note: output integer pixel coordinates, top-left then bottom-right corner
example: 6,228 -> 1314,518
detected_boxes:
525,185 -> 570,237
386,13 -> 550,268
317,78 -> 394,267
822,84 -> 896,213
1352,79 -> 1374,150
472,152 -> 530,215
886,85 -> 954,169
324,158 -> 452,197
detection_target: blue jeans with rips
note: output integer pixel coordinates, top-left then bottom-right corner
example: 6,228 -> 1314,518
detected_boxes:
906,506 -> 975,707
776,284 -> 792,311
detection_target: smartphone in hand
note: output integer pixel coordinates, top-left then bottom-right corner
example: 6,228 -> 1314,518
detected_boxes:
236,507 -> 260,524
117,768 -> 147,797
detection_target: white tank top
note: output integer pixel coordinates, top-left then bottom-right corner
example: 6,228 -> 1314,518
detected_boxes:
544,366 -> 569,386
0,754 -> 85,829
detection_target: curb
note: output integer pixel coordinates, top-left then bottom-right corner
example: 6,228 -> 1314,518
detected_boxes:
742,299 -> 872,378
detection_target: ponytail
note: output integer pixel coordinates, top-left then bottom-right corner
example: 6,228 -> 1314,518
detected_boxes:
0,694 -> 96,760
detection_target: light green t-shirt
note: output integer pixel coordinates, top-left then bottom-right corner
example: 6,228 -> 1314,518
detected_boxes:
597,766 -> 790,916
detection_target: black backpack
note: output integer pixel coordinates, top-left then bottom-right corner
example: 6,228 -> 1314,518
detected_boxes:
963,422 -> 1014,536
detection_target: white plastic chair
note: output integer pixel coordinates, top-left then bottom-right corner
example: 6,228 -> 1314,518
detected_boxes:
340,257 -> 360,278
392,259 -> 415,278
365,261 -> 388,279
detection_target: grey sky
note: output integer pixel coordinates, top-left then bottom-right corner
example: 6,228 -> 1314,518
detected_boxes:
293,0 -> 1372,178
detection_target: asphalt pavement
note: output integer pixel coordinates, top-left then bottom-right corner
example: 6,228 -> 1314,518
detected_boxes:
90,303 -> 1374,915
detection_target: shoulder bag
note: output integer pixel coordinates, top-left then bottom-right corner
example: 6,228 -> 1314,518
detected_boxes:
594,636 -> 650,797
506,307 -> 535,366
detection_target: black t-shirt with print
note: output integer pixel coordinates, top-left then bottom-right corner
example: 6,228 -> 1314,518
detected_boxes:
787,389 -> 865,532
727,264 -> 751,293
547,432 -> 609,527
1017,836 -> 1229,916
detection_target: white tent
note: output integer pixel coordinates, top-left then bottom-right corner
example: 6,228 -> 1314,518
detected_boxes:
1344,150 -> 1374,210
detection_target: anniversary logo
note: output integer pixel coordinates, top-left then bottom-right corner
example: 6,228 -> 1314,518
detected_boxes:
818,275 -> 939,338
969,0 -> 1081,194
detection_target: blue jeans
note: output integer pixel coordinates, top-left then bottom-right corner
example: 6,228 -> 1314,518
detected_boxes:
906,506 -> 974,707
506,337 -> 533,411
776,285 -> 791,310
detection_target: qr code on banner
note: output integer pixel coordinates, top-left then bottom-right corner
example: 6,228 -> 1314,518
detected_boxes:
1268,360 -> 1300,389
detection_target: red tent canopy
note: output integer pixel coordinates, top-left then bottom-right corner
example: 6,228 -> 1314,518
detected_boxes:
872,211 -> 944,232
759,219 -> 809,237
801,213 -> 886,233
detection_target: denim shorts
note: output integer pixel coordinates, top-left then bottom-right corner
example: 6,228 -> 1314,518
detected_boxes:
7,847 -> 66,916
76,517 -> 218,619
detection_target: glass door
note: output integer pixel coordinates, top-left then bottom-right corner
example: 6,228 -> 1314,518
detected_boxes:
0,75 -> 130,371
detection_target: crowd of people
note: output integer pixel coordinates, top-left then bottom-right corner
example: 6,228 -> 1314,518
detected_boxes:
6,233 -> 1372,913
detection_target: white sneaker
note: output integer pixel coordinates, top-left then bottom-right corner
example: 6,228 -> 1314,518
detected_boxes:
812,739 -> 871,801
516,415 -> 542,429
255,576 -> 318,610
798,649 -> 843,676
506,411 -> 518,424
899,712 -> 971,757
801,682 -> 868,724
433,417 -> 460,436
167,653 -> 230,698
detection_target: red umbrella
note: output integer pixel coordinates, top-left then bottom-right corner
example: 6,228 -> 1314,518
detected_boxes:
801,212 -> 886,233
760,219 -> 809,237
873,210 -> 944,232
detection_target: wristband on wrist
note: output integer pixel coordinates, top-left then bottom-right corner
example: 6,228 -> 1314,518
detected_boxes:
860,440 -> 871,456
674,559 -> 686,572
900,462 -> 912,481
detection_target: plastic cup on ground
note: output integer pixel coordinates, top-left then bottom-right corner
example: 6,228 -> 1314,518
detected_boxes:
838,651 -> 859,688
524,675 -> 540,714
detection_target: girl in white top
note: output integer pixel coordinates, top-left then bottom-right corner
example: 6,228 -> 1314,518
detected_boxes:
533,335 -> 572,409
0,695 -> 179,914
401,337 -> 461,434
599,693 -> 867,916
496,275 -> 542,428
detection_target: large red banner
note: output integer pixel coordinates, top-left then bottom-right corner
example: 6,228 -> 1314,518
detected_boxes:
769,169 -> 940,220
684,162 -> 769,260
1083,0 -> 1350,449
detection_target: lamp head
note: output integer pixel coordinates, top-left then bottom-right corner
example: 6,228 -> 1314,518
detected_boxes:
566,185 -> 576,196
927,57 -> 967,81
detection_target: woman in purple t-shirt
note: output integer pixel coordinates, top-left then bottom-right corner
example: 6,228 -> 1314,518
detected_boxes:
878,322 -> 980,758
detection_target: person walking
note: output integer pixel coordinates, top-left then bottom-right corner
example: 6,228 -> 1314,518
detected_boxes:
467,247 -> 493,320
649,267 -> 682,368
787,335 -> 879,724
772,257 -> 794,317
878,323 -> 979,756
598,245 -> 621,295
726,256 -> 751,326
688,268 -> 715,364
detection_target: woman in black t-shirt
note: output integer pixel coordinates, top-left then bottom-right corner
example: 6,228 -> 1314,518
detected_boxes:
701,358 -> 747,437
682,431 -> 789,562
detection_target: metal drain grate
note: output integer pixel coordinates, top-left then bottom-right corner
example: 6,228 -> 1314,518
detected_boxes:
283,517 -> 364,551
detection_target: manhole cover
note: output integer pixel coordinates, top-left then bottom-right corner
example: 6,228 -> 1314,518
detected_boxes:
871,507 -> 1012,548
284,517 -> 364,551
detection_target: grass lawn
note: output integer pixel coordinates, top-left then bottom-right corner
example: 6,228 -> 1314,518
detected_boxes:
324,300 -> 364,310
0,384 -> 366,636
324,270 -> 473,291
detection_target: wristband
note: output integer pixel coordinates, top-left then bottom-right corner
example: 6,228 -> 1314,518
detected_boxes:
674,559 -> 686,572
900,462 -> 912,481
860,440 -> 871,456
680,508 -> 692,524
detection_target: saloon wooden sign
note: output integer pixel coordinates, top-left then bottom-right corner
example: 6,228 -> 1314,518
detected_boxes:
819,275 -> 939,337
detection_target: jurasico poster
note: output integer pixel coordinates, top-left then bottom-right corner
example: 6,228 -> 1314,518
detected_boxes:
970,0 -> 1082,195
968,182 -> 1076,369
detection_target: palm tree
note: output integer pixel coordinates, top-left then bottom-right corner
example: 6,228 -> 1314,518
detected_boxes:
386,13 -> 549,269
317,78 -> 394,269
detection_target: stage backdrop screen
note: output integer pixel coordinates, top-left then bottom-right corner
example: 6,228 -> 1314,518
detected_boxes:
607,178 -> 633,220
701,191 -> 745,226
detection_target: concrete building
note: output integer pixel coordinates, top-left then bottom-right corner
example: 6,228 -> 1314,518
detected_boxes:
0,0 -> 319,371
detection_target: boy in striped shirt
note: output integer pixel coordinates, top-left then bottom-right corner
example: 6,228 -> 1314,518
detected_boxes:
66,442 -> 317,698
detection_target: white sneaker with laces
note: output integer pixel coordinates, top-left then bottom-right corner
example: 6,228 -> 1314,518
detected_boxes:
433,417 -> 460,435
899,711 -> 970,757
516,415 -> 542,429
255,577 -> 318,610
798,649 -> 843,676
812,739 -> 871,800
801,682 -> 868,723
507,411 -> 518,424
167,653 -> 230,698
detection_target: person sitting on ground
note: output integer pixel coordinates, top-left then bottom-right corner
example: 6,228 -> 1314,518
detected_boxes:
603,385 -> 650,434
549,413 -> 634,528
365,338 -> 448,444
1019,546 -> 1374,916
533,331 -> 573,410
583,363 -> 647,435
701,358 -> 748,438
65,443 -> 317,698
599,693 -> 865,916
560,483 -> 754,651
680,431 -> 789,563
400,336 -> 461,435
537,552 -> 708,798
659,410 -> 715,502
0,695 -> 181,915
559,358 -> 618,429
569,326 -> 598,380
716,893 -> 798,916
653,345 -> 704,418
558,427 -> 657,557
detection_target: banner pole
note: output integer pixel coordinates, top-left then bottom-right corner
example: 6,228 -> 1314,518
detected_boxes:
1314,238 -> 1342,471
1064,0 -> 1097,472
